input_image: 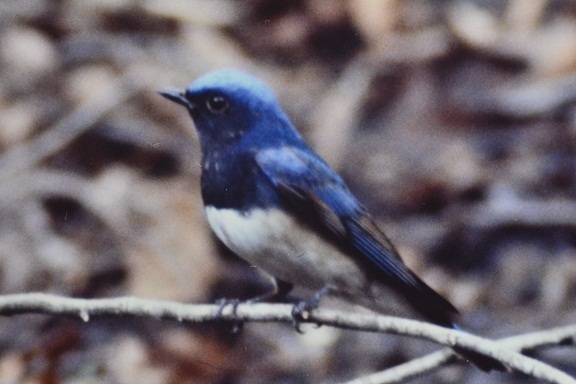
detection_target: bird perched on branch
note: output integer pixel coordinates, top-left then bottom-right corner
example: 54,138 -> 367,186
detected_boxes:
160,69 -> 505,372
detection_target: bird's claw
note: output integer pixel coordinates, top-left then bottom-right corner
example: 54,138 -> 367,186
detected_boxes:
215,298 -> 244,333
215,298 -> 240,317
291,299 -> 317,333
291,285 -> 331,332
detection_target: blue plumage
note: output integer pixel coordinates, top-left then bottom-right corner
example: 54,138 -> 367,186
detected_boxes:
160,69 -> 505,372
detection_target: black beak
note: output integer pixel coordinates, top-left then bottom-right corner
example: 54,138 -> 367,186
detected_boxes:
158,89 -> 194,109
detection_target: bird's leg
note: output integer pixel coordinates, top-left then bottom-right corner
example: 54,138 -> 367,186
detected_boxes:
291,284 -> 332,333
215,279 -> 294,333
246,279 -> 294,304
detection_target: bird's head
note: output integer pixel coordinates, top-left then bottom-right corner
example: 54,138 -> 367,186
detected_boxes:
160,69 -> 299,151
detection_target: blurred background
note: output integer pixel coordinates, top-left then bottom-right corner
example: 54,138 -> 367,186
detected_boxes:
0,0 -> 575,383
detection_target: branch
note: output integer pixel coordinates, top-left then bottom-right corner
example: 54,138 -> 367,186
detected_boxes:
342,349 -> 453,384
342,324 -> 576,384
0,293 -> 574,384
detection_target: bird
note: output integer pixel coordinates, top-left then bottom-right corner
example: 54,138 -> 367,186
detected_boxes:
159,69 -> 505,372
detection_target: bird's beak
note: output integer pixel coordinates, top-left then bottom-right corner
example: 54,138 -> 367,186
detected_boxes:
158,89 -> 195,109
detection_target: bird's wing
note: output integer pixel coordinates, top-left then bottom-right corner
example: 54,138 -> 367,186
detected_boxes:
255,146 -> 458,325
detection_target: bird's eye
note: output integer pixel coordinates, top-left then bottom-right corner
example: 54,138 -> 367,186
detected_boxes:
205,94 -> 230,114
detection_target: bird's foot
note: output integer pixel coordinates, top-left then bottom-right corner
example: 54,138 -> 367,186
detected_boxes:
291,285 -> 331,333
215,298 -> 243,333
214,281 -> 294,333
291,300 -> 315,333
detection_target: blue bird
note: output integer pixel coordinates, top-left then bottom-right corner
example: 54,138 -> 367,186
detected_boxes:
159,69 -> 505,372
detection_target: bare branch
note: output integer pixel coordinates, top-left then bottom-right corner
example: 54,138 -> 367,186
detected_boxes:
0,293 -> 573,384
342,349 -> 453,384
343,324 -> 576,384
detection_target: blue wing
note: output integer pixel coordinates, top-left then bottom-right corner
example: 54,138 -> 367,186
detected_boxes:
255,146 -> 458,326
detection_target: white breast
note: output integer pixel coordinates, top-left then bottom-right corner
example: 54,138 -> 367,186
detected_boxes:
205,206 -> 421,319
204,206 -> 367,292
